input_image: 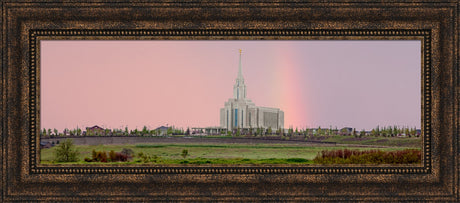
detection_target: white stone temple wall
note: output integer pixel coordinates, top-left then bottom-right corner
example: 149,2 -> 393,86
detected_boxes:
219,50 -> 284,131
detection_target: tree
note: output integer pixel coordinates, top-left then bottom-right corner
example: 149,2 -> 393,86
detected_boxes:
410,127 -> 416,137
76,127 -> 81,136
124,127 -> 129,136
42,128 -> 47,137
288,128 -> 294,136
64,128 -> 70,136
339,128 -> 347,136
381,126 -> 387,137
105,129 -> 111,136
142,126 -> 148,136
267,127 -> 272,135
53,128 -> 59,137
186,128 -> 190,136
393,125 -> 399,136
317,126 -> 322,136
359,129 -> 366,138
54,139 -> 79,162
167,127 -> 173,135
256,128 -> 263,137
302,128 -> 308,137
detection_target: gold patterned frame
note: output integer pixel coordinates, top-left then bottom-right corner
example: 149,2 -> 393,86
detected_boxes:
1,1 -> 459,201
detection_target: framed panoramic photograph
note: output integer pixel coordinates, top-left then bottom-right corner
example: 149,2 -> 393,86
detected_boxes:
39,40 -> 423,166
1,0 -> 459,202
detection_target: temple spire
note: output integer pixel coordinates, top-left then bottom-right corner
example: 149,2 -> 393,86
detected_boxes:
233,49 -> 246,100
238,49 -> 243,79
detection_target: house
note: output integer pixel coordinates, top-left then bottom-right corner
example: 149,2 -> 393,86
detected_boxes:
86,125 -> 105,135
155,126 -> 169,136
340,127 -> 353,135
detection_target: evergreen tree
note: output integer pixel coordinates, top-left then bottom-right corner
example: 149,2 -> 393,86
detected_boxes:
267,127 -> 272,135
166,127 -> 172,135
371,129 -> 376,136
142,126 -> 148,136
359,129 -> 366,138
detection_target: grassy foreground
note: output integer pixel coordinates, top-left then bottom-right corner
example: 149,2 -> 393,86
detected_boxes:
40,142 -> 416,165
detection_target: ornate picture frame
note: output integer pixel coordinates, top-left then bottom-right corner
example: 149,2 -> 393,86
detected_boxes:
1,0 -> 458,201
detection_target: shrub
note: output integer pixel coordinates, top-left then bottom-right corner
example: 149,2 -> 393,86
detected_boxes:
181,149 -> 189,159
121,148 -> 134,157
85,150 -> 131,162
137,152 -> 144,157
137,152 -> 150,163
109,150 -> 116,161
313,149 -> 421,164
114,152 -> 129,162
54,139 -> 79,162
97,150 -> 108,162
92,149 -> 97,160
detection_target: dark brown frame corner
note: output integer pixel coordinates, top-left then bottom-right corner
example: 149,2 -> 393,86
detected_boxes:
1,0 -> 459,201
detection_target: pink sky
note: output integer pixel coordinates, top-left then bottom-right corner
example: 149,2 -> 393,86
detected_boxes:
41,40 -> 421,131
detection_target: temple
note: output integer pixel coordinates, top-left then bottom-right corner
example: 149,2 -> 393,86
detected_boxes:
220,49 -> 284,132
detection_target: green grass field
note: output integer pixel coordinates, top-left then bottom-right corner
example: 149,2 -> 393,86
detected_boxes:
40,142 -> 417,165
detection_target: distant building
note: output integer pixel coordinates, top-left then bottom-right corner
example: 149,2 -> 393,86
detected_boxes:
86,125 -> 104,135
220,50 -> 284,131
155,126 -> 169,135
340,127 -> 353,135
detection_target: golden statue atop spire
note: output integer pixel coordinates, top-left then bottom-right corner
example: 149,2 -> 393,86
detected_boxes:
239,49 -> 242,54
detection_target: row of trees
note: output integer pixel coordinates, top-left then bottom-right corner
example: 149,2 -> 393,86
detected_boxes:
221,125 -> 420,138
41,126 -> 185,138
41,125 -> 420,138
